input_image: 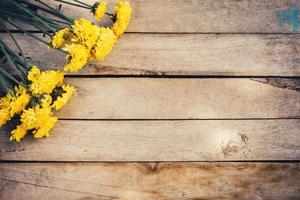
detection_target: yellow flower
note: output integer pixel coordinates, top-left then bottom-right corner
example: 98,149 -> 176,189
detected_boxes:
0,95 -> 12,126
40,94 -> 53,108
10,124 -> 27,142
112,1 -> 132,37
9,85 -> 30,117
0,86 -> 30,127
94,2 -> 108,20
28,66 -> 64,94
33,117 -> 57,138
0,108 -> 10,127
21,106 -> 56,129
13,106 -> 58,140
52,85 -> 75,111
90,27 -> 117,61
27,65 -> 41,82
0,95 -> 11,108
64,44 -> 90,72
51,28 -> 73,49
72,18 -> 99,49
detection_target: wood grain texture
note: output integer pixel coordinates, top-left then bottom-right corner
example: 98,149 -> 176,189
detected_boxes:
17,0 -> 300,33
0,120 -> 299,161
0,162 -> 299,200
49,78 -> 300,119
2,33 -> 300,76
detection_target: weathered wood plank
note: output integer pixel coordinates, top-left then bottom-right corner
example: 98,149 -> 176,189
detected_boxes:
0,120 -> 299,161
14,0 -> 300,33
50,78 -> 300,119
2,33 -> 300,76
0,162 -> 299,199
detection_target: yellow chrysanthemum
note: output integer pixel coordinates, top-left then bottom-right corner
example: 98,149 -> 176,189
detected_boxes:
10,124 -> 27,142
21,106 -> 57,131
33,117 -> 57,138
40,94 -> 53,108
72,18 -> 99,49
0,108 -> 10,126
9,85 -> 30,117
27,65 -> 41,82
94,2 -> 108,20
51,28 -> 73,49
64,44 -> 90,72
90,27 -> 117,61
112,1 -> 132,37
15,106 -> 57,140
0,94 -> 11,108
0,95 -> 12,123
0,86 -> 30,127
52,85 -> 75,111
28,66 -> 64,94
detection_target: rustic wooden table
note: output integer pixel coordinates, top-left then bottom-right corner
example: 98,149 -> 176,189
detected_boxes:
0,0 -> 299,199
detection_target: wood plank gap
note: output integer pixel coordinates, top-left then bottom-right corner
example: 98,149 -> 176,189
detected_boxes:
1,161 -> 300,164
4,30 -> 300,35
64,75 -> 300,78
57,118 -> 300,121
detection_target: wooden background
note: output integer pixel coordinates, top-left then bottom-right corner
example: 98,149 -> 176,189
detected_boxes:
1,0 -> 300,199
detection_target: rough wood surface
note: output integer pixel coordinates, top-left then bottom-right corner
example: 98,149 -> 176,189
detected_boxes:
0,120 -> 299,161
15,0 -> 300,33
0,162 -> 299,200
1,1 -> 299,199
48,78 -> 300,119
2,33 -> 300,76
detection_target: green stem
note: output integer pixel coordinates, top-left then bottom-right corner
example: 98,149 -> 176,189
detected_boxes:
105,12 -> 115,17
4,19 -> 50,46
0,9 -> 66,29
54,0 -> 91,9
1,42 -> 29,73
49,18 -> 72,25
0,43 -> 27,83
21,0 -> 73,23
5,50 -> 29,74
71,0 -> 92,8
0,19 -> 30,68
29,22 -> 53,36
2,20 -> 66,53
35,0 -> 73,23
4,20 -> 66,54
2,19 -> 65,54
0,66 -> 20,85
0,73 -> 13,93
10,0 -> 57,31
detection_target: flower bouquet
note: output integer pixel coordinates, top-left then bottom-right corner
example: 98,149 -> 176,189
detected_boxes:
0,0 -> 132,141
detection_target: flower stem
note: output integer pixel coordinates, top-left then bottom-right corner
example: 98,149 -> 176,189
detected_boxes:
0,43 -> 27,83
54,0 -> 91,9
10,0 -> 57,31
71,0 -> 92,8
4,19 -> 50,46
0,64 -> 20,86
0,19 -> 30,69
28,21 -> 53,36
0,73 -> 14,93
105,12 -> 115,17
4,20 -> 67,54
25,0 -> 73,24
